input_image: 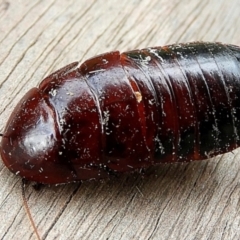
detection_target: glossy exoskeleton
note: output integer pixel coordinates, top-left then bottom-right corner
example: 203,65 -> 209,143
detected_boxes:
1,42 -> 240,184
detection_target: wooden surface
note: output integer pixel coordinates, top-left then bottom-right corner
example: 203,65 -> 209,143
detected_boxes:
0,0 -> 240,239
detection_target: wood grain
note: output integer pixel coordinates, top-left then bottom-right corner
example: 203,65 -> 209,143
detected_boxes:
0,0 -> 240,239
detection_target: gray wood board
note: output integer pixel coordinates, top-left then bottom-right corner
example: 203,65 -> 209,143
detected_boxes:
0,0 -> 239,239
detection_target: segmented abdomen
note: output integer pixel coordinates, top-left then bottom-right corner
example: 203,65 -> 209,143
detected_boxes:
67,42 -> 240,173
121,43 -> 240,165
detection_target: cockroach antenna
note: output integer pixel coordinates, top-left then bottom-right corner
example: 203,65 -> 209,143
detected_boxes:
21,180 -> 41,240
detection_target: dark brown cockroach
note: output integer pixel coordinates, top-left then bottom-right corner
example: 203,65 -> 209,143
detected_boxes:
1,42 -> 240,184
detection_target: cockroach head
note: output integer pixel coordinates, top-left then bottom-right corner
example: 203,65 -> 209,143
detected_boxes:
0,88 -> 76,184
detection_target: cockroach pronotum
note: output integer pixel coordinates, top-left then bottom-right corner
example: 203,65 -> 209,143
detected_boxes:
1,42 -> 240,185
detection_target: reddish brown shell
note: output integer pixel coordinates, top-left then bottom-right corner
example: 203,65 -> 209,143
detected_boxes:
1,42 -> 240,184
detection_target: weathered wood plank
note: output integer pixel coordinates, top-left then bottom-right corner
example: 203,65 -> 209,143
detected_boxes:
0,0 -> 239,239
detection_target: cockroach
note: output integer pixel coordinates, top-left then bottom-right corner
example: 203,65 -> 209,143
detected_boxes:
1,42 -> 240,185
